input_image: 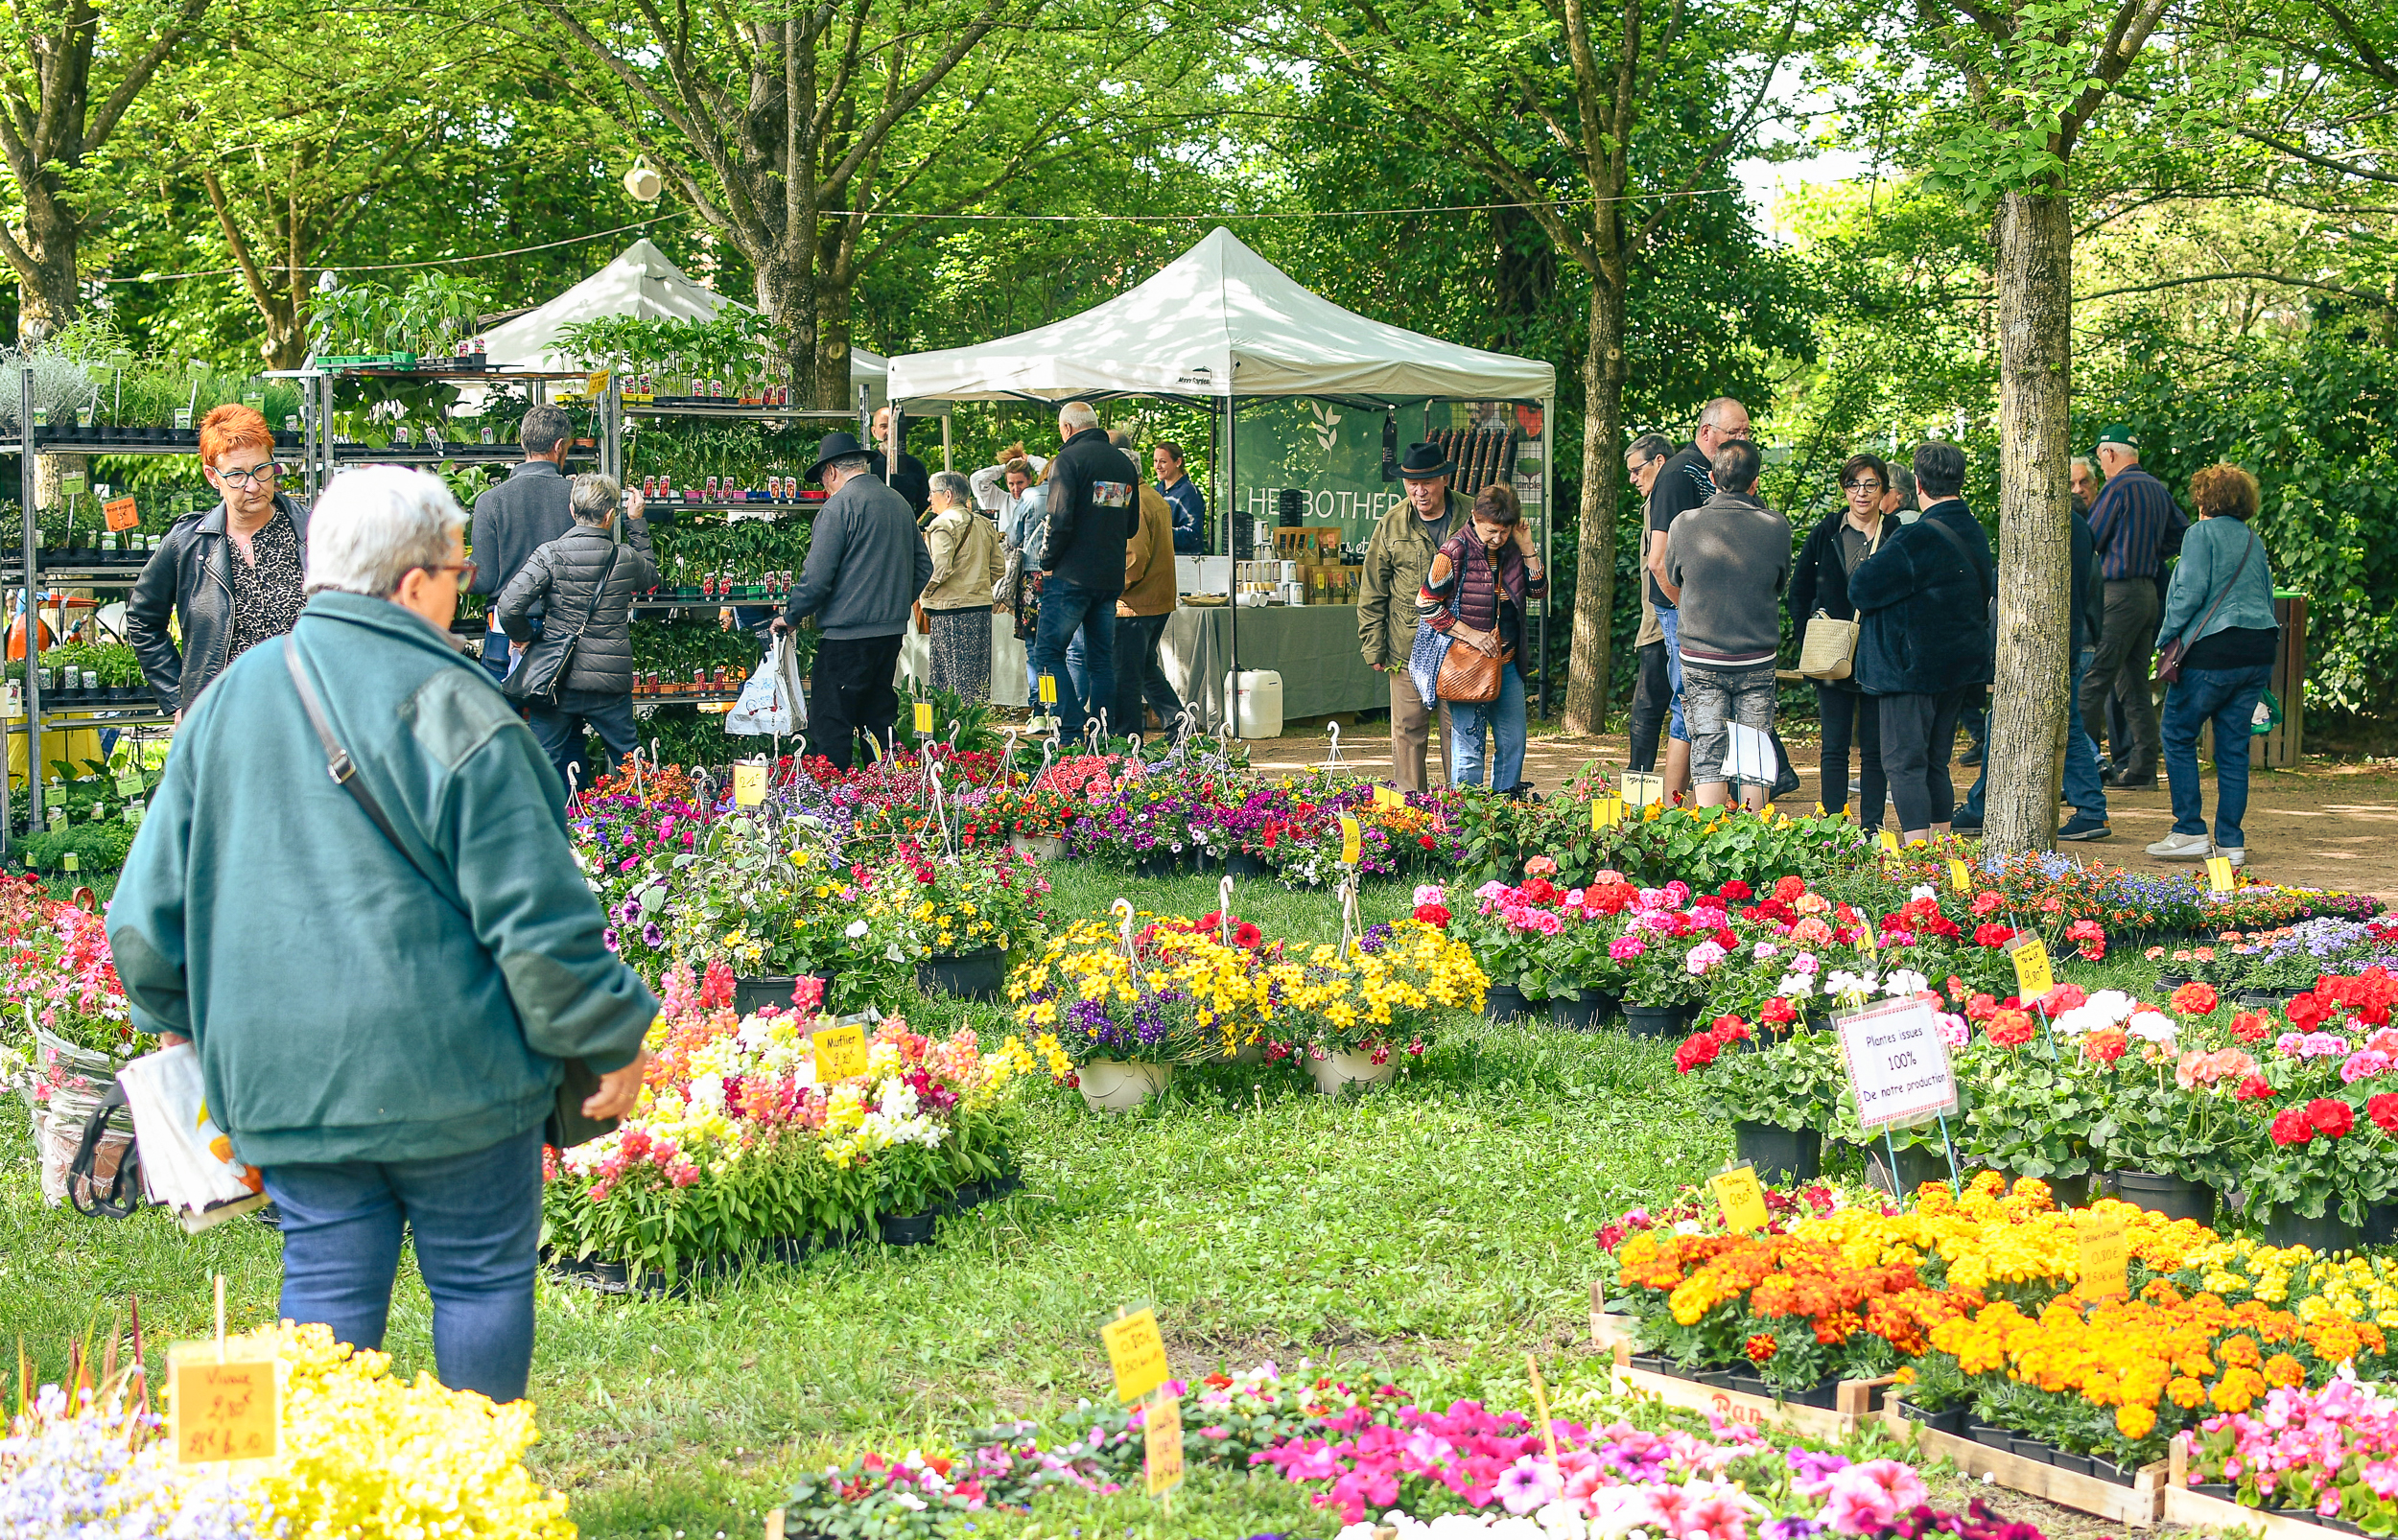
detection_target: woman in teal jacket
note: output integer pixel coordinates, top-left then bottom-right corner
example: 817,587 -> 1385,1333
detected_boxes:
2148,464 -> 2278,868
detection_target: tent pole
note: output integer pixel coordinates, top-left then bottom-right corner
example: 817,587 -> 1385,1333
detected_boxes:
1540,393 -> 1554,720
941,413 -> 952,474
1226,393 -> 1239,735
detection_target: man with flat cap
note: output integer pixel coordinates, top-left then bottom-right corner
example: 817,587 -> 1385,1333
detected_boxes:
773,431 -> 932,770
1360,442 -> 1471,790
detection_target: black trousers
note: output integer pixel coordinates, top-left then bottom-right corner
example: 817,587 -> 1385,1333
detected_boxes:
1627,640 -> 1671,773
1878,686 -> 1974,834
1816,684 -> 1884,828
1112,611 -> 1183,735
527,688 -> 639,791
807,632 -> 905,771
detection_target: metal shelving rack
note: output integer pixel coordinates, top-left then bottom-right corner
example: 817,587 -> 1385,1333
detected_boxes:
274,363 -> 602,500
9,363 -> 199,852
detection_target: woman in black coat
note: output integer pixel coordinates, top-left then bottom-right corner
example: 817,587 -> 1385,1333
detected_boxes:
1787,455 -> 1891,830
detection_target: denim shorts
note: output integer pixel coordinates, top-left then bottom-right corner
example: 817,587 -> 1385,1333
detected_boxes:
1682,663 -> 1778,784
1657,609 -> 1688,742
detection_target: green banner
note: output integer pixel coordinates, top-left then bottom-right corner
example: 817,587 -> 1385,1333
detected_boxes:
1223,398 -> 1548,549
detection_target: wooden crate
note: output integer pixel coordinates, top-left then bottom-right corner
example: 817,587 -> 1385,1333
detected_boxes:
2161,1430 -> 2343,1539
1589,1299 -> 1891,1441
1883,1416 -> 2168,1528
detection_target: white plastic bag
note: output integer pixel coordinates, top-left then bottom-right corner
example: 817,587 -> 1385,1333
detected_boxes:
726,634 -> 807,735
115,1042 -> 270,1231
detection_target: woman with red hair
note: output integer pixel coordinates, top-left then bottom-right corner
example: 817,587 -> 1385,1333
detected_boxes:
128,403 -> 313,715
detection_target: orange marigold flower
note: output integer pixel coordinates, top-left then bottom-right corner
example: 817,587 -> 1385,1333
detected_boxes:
1745,1332 -> 1778,1364
2117,1402 -> 2158,1439
2168,1376 -> 2205,1410
2265,1353 -> 2305,1388
2217,1334 -> 2263,1370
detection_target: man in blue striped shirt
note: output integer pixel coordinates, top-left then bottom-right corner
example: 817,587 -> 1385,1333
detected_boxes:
2081,425 -> 2188,790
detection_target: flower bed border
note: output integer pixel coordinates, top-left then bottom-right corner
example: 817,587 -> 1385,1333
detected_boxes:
1882,1409 -> 2169,1528
2161,1436 -> 2370,1540
1590,1299 -> 1892,1442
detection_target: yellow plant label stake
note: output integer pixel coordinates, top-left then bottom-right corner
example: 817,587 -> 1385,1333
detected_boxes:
1948,858 -> 1971,894
1877,828 -> 1901,855
1374,784 -> 1401,811
1339,815 -> 1361,866
1622,772 -> 1662,808
1592,796 -> 1623,830
1709,1164 -> 1772,1233
1038,674 -> 1058,705
1101,1307 -> 1170,1402
2076,1208 -> 2129,1298
733,764 -> 766,806
2206,855 -> 2236,892
167,1342 -> 280,1465
811,1022 -> 869,1082
1143,1387 -> 1185,1497
914,701 -> 934,736
2010,935 -> 2055,1000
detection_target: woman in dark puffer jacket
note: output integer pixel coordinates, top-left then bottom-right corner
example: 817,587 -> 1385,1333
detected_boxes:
1787,454 -> 1891,830
496,475 -> 661,785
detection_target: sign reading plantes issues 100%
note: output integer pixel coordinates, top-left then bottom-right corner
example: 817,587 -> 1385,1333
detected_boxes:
1833,996 -> 1959,1130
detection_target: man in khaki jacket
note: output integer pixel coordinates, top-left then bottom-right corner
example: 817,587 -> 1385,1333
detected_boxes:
1108,429 -> 1185,735
1360,442 -> 1470,790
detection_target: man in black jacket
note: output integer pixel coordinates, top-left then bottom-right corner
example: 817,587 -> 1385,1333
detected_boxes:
494,475 -> 661,784
871,407 -> 930,517
1031,401 -> 1140,735
468,404 -> 576,688
1847,441 -> 1994,843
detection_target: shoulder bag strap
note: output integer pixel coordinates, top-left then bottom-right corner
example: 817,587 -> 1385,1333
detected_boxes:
2180,528 -> 2255,645
1923,514 -> 1992,600
283,639 -> 466,917
570,545 -> 620,637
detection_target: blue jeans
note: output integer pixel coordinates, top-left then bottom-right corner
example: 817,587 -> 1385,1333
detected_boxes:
1448,662 -> 1527,789
261,1125 -> 546,1404
1032,580 -> 1117,735
1656,608 -> 1688,742
2163,663 -> 2271,848
1961,649 -> 2106,822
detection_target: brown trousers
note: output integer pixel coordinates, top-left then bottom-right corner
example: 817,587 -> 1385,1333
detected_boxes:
1389,672 -> 1451,792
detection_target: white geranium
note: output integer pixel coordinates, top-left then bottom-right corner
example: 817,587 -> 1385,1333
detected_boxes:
1883,968 -> 1929,997
2128,1009 -> 2177,1042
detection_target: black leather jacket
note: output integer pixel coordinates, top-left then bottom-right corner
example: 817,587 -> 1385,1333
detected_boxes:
126,494 -> 313,712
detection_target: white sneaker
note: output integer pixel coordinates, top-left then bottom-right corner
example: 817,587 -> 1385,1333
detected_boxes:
2218,847 -> 2245,868
2145,831 -> 2213,860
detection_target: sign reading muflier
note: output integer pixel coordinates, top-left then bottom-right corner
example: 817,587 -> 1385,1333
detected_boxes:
1833,995 -> 1960,1131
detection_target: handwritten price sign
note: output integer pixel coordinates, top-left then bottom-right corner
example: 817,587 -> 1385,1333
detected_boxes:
811,1021 -> 869,1082
168,1343 -> 280,1465
1708,1164 -> 1770,1233
1101,1307 -> 1171,1403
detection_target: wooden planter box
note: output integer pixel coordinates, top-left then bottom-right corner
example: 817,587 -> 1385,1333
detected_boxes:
1590,1293 -> 1890,1441
2163,1433 -> 2354,1539
1883,1414 -> 2168,1528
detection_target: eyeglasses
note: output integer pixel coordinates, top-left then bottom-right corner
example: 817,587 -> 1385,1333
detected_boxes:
423,560 -> 479,586
1843,479 -> 1885,493
211,461 -> 280,487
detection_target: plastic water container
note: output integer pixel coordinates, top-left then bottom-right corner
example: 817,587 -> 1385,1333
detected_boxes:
1224,670 -> 1283,739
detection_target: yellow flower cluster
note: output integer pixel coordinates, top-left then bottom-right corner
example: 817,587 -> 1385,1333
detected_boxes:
2182,1238 -> 2398,1327
216,1321 -> 574,1540
1794,1171 -> 2216,1292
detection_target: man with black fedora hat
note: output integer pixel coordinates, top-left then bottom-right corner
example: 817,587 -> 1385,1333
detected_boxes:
1360,441 -> 1470,790
772,431 -> 932,769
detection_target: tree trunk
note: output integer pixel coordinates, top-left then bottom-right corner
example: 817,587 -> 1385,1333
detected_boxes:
1561,271 -> 1627,735
814,277 -> 855,415
757,255 -> 821,409
12,200 -> 79,345
1985,185 -> 2075,854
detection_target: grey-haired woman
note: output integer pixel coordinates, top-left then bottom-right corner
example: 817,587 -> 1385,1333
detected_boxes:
918,470 -> 1004,701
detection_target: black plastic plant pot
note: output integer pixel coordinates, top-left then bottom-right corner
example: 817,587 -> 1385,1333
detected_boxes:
1549,993 -> 1604,1032
917,947 -> 1004,1002
1697,1369 -> 1738,1390
1622,1004 -> 1687,1038
2156,971 -> 2191,991
2111,1170 -> 2218,1225
1734,1121 -> 1822,1185
732,974 -> 837,1017
1898,1402 -> 1968,1436
1134,851 -> 1177,880
1968,1423 -> 2013,1452
1869,1142 -> 1951,1201
1225,852 -> 1270,879
2255,1205 -> 2366,1254
879,1211 -> 936,1247
2009,1436 -> 2055,1465
1788,1379 -> 1842,1411
1484,984 -> 1537,1024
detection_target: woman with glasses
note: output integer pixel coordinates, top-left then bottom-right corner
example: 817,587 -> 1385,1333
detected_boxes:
128,404 -> 313,719
1787,454 -> 1890,830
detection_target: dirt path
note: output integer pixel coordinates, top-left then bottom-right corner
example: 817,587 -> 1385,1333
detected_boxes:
1247,719 -> 2398,900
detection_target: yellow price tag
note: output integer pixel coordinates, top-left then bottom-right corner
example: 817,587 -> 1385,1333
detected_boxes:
1592,796 -> 1623,830
1948,858 -> 1971,893
1038,674 -> 1059,705
810,1021 -> 869,1082
1100,1307 -> 1170,1402
1622,771 -> 1662,808
733,763 -> 766,806
2206,855 -> 2235,892
2010,935 -> 2055,1000
1877,828 -> 1901,855
1709,1164 -> 1772,1233
1339,814 -> 1362,866
167,1343 -> 281,1465
586,369 -> 610,398
1373,784 -> 1401,810
1143,1386 -> 1186,1496
913,700 -> 934,735
1857,914 -> 1878,952
2075,1209 -> 2129,1298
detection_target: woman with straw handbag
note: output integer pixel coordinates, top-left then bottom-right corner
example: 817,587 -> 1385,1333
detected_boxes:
1787,454 -> 1890,830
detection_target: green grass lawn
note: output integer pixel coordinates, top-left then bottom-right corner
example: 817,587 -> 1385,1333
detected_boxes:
0,860 -> 2165,1539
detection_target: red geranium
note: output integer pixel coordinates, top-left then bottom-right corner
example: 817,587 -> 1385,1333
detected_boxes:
1970,891 -> 2005,918
2269,1108 -> 2316,1146
1713,1015 -> 1752,1043
1762,996 -> 1798,1025
2229,1011 -> 2270,1044
1675,1031 -> 1724,1074
1987,1010 -> 2036,1048
2041,983 -> 2087,1017
1413,903 -> 1452,928
2367,1093 -> 2398,1132
1720,880 -> 1752,901
2307,1098 -> 2355,1138
1419,834 -> 1437,850
2236,1074 -> 2275,1101
1972,922 -> 2018,949
2286,992 -> 2331,1031
2170,982 -> 2220,1015
1773,875 -> 1807,903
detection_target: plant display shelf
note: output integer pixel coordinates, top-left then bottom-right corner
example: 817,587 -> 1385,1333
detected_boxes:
324,443 -> 600,466
6,712 -> 173,734
1590,1302 -> 1893,1442
1880,1407 -> 2169,1528
623,402 -> 858,423
12,562 -> 152,583
634,690 -> 749,707
2161,1435 -> 2357,1539
12,432 -> 209,455
645,499 -> 825,515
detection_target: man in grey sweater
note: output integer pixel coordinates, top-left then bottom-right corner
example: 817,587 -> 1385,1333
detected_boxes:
772,432 -> 933,770
1665,438 -> 1790,810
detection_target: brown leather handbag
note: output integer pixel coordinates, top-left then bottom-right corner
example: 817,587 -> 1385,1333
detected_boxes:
1436,639 -> 1514,703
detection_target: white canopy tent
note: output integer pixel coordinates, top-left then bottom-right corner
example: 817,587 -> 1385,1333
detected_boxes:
886,227 -> 1557,732
482,238 -> 886,403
